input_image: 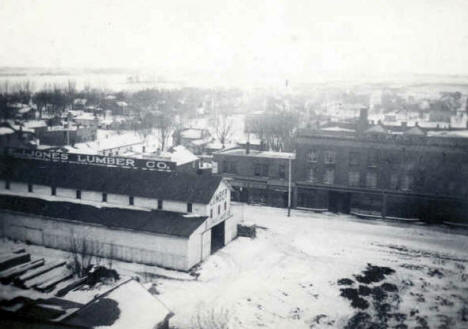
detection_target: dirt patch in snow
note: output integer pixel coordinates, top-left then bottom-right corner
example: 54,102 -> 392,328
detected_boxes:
354,263 -> 396,284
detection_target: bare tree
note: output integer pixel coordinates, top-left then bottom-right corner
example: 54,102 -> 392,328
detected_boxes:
215,114 -> 234,148
156,112 -> 175,151
70,233 -> 101,277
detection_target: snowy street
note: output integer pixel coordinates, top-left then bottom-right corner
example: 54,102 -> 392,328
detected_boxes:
158,203 -> 468,329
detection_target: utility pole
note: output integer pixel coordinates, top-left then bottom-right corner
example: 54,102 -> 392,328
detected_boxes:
288,154 -> 292,217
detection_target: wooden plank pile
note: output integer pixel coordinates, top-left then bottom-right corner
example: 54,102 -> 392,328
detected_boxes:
0,250 -> 86,297
237,223 -> 256,238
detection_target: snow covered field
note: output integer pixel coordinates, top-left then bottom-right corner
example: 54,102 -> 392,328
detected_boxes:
1,203 -> 467,328
156,204 -> 468,329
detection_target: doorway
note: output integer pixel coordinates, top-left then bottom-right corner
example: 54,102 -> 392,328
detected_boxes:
328,191 -> 351,214
210,221 -> 225,253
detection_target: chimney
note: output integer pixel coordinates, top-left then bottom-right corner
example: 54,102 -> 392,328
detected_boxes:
356,108 -> 369,134
415,121 -> 419,127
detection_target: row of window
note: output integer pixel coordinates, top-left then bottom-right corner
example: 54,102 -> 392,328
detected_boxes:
4,182 -> 193,212
209,202 -> 227,219
223,160 -> 288,179
306,169 -> 414,190
306,150 -> 379,166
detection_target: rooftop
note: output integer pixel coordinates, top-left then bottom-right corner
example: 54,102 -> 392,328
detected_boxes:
0,194 -> 206,237
0,158 -> 223,204
217,148 -> 295,160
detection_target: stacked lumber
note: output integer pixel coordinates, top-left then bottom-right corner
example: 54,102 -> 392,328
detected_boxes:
237,223 -> 256,238
15,260 -> 66,287
0,252 -> 31,271
0,258 -> 45,283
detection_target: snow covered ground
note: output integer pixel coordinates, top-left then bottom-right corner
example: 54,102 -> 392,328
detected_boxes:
1,203 -> 467,328
155,204 -> 468,329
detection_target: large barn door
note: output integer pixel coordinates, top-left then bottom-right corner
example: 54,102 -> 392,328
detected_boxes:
210,221 -> 225,254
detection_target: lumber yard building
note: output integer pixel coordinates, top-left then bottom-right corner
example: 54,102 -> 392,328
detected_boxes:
0,151 -> 236,271
213,148 -> 294,208
295,109 -> 468,222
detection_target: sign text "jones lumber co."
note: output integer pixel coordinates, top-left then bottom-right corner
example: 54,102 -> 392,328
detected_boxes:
5,148 -> 176,172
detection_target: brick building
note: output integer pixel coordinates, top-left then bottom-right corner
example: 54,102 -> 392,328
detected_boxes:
295,118 -> 468,222
213,148 -> 294,207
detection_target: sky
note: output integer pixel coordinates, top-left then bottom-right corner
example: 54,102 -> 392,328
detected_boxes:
1,0 -> 468,83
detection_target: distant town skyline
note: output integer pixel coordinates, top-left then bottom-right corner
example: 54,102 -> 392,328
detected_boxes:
1,0 -> 468,84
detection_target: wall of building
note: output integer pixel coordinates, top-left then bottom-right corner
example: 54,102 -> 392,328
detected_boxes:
56,187 -> 77,199
213,153 -> 293,180
163,200 -> 190,213
33,184 -> 51,195
134,196 -> 158,209
0,211 -> 191,270
81,190 -> 103,203
0,180 -> 222,219
207,181 -> 231,227
294,131 -> 468,222
10,182 -> 29,193
224,214 -> 238,245
187,222 -> 210,268
107,193 -> 131,206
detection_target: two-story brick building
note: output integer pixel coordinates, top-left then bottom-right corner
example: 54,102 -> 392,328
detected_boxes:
213,148 -> 294,207
295,123 -> 468,222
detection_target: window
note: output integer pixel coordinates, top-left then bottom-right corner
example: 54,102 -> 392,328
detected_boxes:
367,150 -> 378,167
348,171 -> 360,187
401,175 -> 413,191
210,209 -> 213,218
254,164 -> 261,176
102,193 -> 107,202
366,172 -> 377,188
158,199 -> 163,210
129,196 -> 134,205
306,150 -> 318,163
218,205 -> 221,215
51,186 -> 56,196
28,183 -> 33,193
187,203 -> 192,213
230,162 -> 237,174
307,167 -> 319,183
390,174 -> 399,190
224,201 -> 227,211
279,165 -> 286,179
76,190 -> 81,199
262,164 -> 269,177
324,168 -> 335,185
349,152 -> 360,166
324,151 -> 336,164
223,160 -> 228,173
5,181 -> 10,190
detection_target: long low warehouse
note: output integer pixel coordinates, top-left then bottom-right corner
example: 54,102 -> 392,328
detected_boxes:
0,157 -> 238,271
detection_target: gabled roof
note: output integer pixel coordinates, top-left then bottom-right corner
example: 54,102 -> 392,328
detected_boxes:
0,158 -> 223,204
404,126 -> 426,136
0,195 -> 206,237
365,124 -> 388,134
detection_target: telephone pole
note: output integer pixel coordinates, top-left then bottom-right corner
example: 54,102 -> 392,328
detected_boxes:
287,154 -> 292,217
